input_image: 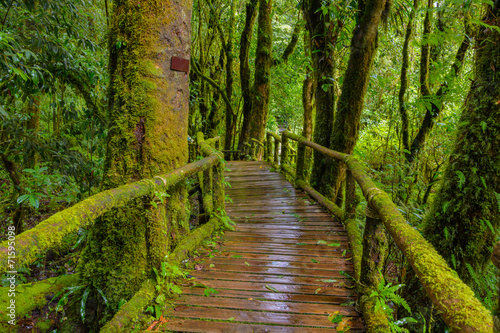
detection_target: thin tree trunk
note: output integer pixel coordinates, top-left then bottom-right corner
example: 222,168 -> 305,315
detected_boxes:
398,0 -> 418,154
407,30 -> 470,162
224,0 -> 236,151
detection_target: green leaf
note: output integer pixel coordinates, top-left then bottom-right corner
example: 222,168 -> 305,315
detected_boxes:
317,240 -> 327,245
311,259 -> 319,263
481,121 -> 487,133
296,243 -> 307,245
80,286 -> 90,323
265,285 -> 278,292
328,242 -> 341,247
231,255 -> 243,259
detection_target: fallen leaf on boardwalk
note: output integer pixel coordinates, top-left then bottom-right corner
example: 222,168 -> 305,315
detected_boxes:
317,240 -> 327,245
311,259 -> 319,263
296,243 -> 307,245
245,261 -> 250,266
314,288 -> 322,294
209,264 -> 215,268
328,242 -> 341,247
337,317 -> 351,332
232,255 -> 243,258
265,285 -> 279,292
228,317 -> 236,321
318,279 -> 337,283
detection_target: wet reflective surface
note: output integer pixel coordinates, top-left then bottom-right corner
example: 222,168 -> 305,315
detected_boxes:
162,161 -> 365,332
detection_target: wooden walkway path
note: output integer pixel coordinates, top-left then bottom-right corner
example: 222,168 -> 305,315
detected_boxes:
161,161 -> 364,332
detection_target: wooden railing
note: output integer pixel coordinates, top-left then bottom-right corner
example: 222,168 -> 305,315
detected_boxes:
0,133 -> 227,331
0,133 -> 225,273
265,130 -> 493,332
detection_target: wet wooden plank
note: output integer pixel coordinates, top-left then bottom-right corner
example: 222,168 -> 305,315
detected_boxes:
160,319 -> 366,333
180,286 -> 355,304
191,270 -> 349,283
175,295 -> 358,316
167,306 -> 361,328
183,279 -> 356,296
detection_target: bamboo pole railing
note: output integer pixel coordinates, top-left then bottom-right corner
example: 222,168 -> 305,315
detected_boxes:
265,130 -> 493,332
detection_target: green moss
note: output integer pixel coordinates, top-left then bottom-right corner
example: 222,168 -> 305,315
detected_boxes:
36,319 -> 53,331
0,275 -> 78,325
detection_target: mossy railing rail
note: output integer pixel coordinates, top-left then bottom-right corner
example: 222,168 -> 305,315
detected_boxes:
0,133 -> 227,332
265,130 -> 493,332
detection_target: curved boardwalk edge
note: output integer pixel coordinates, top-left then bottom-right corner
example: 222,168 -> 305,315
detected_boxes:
160,161 -> 365,332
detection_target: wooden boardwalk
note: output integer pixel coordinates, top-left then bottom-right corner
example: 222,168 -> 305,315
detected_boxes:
161,161 -> 364,332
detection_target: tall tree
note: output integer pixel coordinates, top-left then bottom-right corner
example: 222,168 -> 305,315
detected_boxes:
302,0 -> 337,196
248,0 -> 273,146
328,0 -> 389,201
403,2 -> 500,330
77,0 -> 193,326
237,0 -> 259,151
398,0 -> 418,154
422,0 -> 500,290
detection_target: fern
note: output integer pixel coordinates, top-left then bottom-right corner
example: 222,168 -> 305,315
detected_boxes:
495,192 -> 500,212
465,263 -> 482,289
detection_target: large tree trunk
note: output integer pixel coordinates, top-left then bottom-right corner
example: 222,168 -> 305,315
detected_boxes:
78,0 -> 193,327
328,0 -> 388,201
302,0 -> 337,196
403,2 -> 500,330
422,0 -> 500,292
237,0 -> 259,151
248,0 -> 273,149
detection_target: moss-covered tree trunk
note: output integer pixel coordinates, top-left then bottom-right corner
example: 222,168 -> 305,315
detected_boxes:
302,0 -> 337,196
328,0 -> 388,201
224,0 -> 236,152
78,0 -> 192,327
423,0 -> 500,291
237,0 -> 258,151
398,0 -> 417,154
302,31 -> 314,181
248,0 -> 273,149
403,3 -> 500,330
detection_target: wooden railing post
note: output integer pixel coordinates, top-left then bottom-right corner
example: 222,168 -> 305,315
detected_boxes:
360,202 -> 387,289
280,133 -> 288,172
359,201 -> 390,330
273,137 -> 280,168
266,133 -> 273,163
295,140 -> 306,182
212,159 -> 225,214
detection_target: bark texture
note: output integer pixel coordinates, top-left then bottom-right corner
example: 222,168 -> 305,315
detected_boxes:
248,0 -> 273,147
302,0 -> 337,196
78,0 -> 193,327
328,0 -> 388,201
237,0 -> 259,151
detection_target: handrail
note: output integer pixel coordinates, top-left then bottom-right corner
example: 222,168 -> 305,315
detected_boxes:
0,133 -> 224,276
265,130 -> 493,332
